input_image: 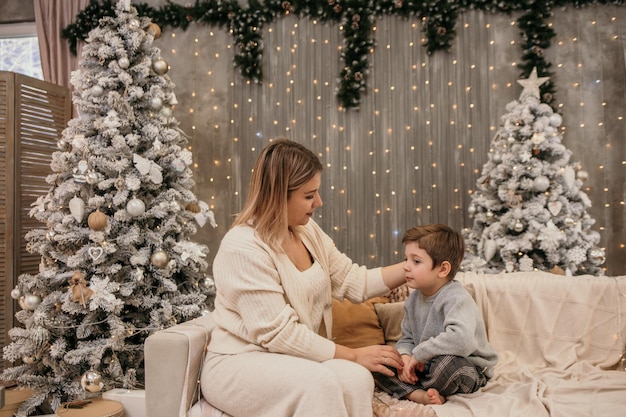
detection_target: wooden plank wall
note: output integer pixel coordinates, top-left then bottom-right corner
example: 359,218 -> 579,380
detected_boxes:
0,72 -> 71,371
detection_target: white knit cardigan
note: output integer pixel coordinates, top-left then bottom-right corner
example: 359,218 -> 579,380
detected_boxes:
208,219 -> 389,362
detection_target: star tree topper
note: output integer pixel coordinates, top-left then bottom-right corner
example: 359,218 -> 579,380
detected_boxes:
517,67 -> 550,99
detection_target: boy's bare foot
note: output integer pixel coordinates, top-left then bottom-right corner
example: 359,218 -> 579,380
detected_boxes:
405,388 -> 446,405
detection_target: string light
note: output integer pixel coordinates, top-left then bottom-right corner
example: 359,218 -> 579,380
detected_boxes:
162,8 -> 625,273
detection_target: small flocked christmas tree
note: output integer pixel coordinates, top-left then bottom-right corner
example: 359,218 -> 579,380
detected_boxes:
462,68 -> 605,276
1,1 -> 216,414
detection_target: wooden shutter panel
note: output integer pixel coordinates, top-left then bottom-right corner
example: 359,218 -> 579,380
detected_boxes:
0,71 -> 71,371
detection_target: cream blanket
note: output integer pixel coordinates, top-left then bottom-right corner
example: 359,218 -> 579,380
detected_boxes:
374,271 -> 626,417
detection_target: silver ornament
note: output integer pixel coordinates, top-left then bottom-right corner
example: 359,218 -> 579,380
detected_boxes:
129,19 -> 140,30
514,221 -> 524,232
81,370 -> 103,393
118,57 -> 130,69
588,248 -> 606,265
126,198 -> 146,216
577,170 -> 588,181
151,250 -> 169,268
57,139 -> 69,150
91,85 -> 104,97
152,59 -> 169,75
199,275 -> 215,291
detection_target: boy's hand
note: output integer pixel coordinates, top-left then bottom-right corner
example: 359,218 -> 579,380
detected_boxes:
399,354 -> 419,384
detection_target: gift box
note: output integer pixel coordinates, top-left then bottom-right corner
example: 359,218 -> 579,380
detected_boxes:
103,389 -> 145,417
0,387 -> 34,417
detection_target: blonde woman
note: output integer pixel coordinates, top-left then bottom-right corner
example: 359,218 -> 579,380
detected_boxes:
202,139 -> 407,417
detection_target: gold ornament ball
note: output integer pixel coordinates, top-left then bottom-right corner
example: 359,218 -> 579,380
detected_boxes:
151,250 -> 169,268
147,22 -> 162,39
186,203 -> 201,213
88,210 -> 108,231
152,59 -> 169,75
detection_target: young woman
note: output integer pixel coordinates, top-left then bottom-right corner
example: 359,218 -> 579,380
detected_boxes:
201,138 -> 407,417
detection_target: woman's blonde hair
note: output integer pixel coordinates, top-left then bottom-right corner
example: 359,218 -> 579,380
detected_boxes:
233,138 -> 323,251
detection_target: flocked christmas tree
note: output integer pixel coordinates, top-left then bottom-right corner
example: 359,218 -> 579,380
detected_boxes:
1,1 -> 216,414
462,68 -> 605,276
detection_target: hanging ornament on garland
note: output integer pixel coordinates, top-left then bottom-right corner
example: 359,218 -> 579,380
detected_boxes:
69,196 -> 86,222
171,158 -> 186,173
91,85 -> 104,97
73,159 -> 89,183
71,271 -> 93,307
126,198 -> 146,216
151,249 -> 169,268
152,58 -> 169,75
88,209 -> 107,231
146,22 -> 161,39
19,294 -> 41,311
118,57 -> 130,69
81,370 -> 103,393
186,202 -> 200,213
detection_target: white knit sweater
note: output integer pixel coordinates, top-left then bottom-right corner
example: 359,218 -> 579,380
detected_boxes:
208,219 -> 389,362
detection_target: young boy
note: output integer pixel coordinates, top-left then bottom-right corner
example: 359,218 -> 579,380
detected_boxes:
374,224 -> 498,405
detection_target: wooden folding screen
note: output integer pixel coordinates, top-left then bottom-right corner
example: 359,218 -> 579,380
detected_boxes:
0,71 -> 71,370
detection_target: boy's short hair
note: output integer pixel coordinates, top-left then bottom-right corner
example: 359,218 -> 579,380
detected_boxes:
402,224 -> 465,278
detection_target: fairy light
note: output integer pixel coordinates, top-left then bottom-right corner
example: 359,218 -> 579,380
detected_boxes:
154,9 -> 626,271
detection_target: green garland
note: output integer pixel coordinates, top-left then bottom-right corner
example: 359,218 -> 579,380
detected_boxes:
62,0 -> 625,109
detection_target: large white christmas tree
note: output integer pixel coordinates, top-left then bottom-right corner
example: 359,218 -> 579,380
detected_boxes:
1,2 -> 215,414
463,68 -> 605,276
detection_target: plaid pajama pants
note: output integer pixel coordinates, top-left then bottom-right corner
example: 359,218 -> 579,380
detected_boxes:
373,355 -> 488,399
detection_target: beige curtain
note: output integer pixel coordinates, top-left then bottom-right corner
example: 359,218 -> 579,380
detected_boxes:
34,0 -> 90,88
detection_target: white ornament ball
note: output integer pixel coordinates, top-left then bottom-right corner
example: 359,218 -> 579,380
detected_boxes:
126,198 -> 146,216
118,57 -> 130,69
149,97 -> 162,110
11,287 -> 21,299
514,221 -> 524,232
171,159 -> 186,173
533,176 -> 550,192
151,250 -> 169,268
152,59 -> 169,75
129,18 -> 140,29
23,294 -> 41,310
160,107 -> 173,118
91,85 -> 104,97
577,170 -> 589,181
81,370 -> 103,393
549,113 -> 563,127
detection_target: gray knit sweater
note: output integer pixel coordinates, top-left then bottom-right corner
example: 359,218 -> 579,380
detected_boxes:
395,280 -> 498,378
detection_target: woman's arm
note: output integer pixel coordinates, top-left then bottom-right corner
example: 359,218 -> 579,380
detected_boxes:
381,261 -> 406,291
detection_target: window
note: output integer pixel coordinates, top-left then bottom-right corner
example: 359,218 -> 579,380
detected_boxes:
0,22 -> 43,79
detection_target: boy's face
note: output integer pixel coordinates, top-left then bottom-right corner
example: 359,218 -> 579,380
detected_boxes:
403,242 -> 449,296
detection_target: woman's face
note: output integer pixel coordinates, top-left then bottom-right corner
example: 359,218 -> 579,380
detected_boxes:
287,172 -> 323,227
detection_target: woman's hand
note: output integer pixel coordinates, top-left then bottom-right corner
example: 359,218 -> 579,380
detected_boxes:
335,344 -> 403,377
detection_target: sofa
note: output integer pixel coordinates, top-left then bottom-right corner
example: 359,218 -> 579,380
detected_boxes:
144,270 -> 626,417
